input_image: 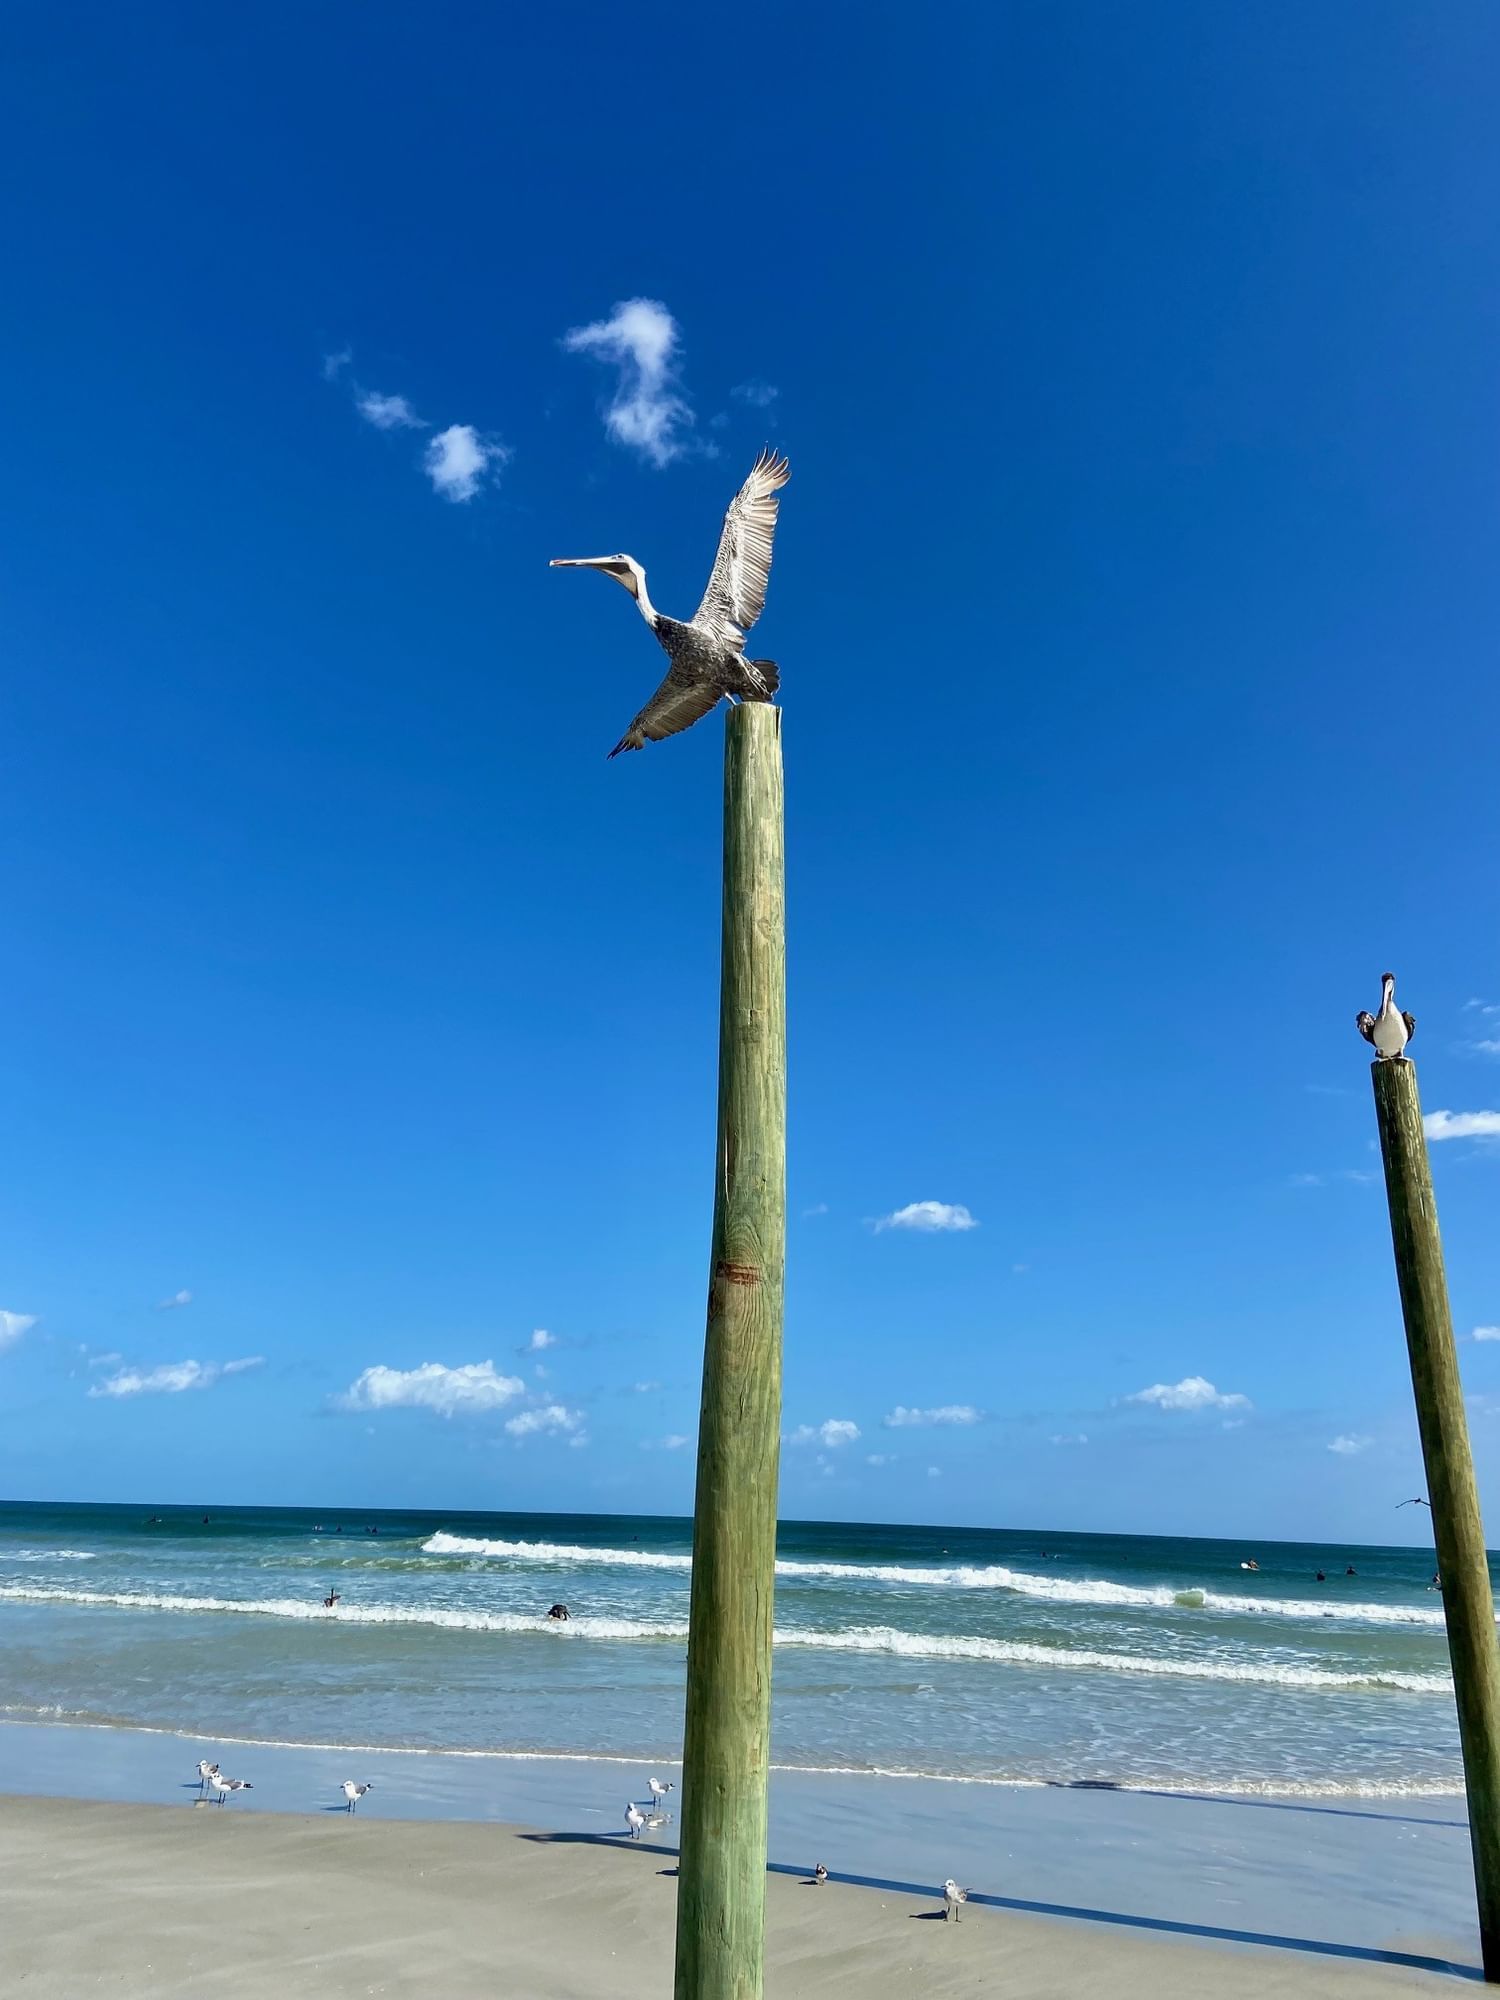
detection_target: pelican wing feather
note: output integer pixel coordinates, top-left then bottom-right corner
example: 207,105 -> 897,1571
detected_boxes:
608,663 -> 723,757
694,449 -> 790,646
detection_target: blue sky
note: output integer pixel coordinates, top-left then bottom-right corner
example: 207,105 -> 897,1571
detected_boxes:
3,5 -> 1499,1542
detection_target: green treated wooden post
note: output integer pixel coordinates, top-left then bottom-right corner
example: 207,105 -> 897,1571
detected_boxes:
1371,1053 -> 1500,1980
674,702 -> 786,2000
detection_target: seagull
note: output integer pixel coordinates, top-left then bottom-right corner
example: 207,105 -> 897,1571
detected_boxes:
1357,973 -> 1416,1062
942,1879 -> 969,1923
625,1802 -> 647,1840
196,1759 -> 219,1795
1397,1497 -> 1431,1509
551,449 -> 791,758
208,1772 -> 252,1806
341,1780 -> 373,1813
646,1777 -> 675,1806
813,1863 -> 829,1886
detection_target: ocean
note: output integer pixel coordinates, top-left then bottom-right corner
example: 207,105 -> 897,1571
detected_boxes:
0,1501 -> 1464,1798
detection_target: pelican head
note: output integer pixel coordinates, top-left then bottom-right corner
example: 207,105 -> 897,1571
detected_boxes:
1381,971 -> 1396,993
549,553 -> 645,599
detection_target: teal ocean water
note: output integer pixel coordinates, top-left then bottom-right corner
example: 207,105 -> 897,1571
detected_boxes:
0,1501 -> 1464,1796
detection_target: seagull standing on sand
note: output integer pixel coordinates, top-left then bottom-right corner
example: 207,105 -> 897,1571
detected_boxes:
1356,973 -> 1416,1061
646,1777 -> 675,1807
551,449 -> 791,758
341,1781 -> 373,1813
625,1803 -> 647,1840
813,1863 -> 829,1886
196,1759 -> 219,1795
208,1773 -> 252,1806
942,1879 -> 969,1923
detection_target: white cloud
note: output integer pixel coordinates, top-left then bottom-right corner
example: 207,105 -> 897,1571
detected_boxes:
644,1433 -> 691,1452
505,1403 -> 584,1439
85,1350 -> 122,1369
1424,1111 -> 1500,1142
424,424 -> 506,503
1050,1433 -> 1089,1446
788,1418 -> 861,1448
1473,1041 -> 1500,1057
1329,1434 -> 1373,1455
632,1380 -> 662,1394
562,298 -> 694,467
89,1356 -> 263,1399
525,1330 -> 558,1353
357,390 -> 424,431
927,1465 -> 941,1478
874,1201 -> 978,1234
883,1404 -> 981,1429
0,1310 -> 37,1349
731,380 -> 779,409
1472,1327 -> 1500,1343
157,1289 -> 193,1310
1126,1376 -> 1251,1413
322,348 -> 352,381
339,1360 -> 524,1417
865,1452 -> 894,1467
802,1203 -> 829,1219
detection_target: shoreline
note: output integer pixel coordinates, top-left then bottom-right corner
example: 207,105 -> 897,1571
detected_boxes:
0,1717 -> 1480,1985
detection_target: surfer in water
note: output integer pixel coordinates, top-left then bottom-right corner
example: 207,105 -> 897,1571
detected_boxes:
1240,1558 -> 1260,1572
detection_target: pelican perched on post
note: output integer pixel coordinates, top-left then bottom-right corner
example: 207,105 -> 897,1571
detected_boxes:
1357,973 -> 1416,1061
550,449 -> 790,758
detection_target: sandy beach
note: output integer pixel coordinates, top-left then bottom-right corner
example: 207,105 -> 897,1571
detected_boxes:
0,1790 -> 1475,1999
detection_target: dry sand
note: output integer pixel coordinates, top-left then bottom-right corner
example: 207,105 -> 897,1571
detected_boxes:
0,1793 -> 1466,1998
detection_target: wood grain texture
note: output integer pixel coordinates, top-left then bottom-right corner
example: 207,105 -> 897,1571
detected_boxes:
674,702 -> 786,2000
1372,1057 -> 1500,1981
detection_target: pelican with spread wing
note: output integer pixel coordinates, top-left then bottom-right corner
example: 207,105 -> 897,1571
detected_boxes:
550,449 -> 790,757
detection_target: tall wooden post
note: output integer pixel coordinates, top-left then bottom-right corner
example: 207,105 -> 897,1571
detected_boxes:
1372,1055 -> 1500,1980
674,702 -> 786,2000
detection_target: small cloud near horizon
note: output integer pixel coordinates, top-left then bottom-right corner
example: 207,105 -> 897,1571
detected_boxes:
1424,1110 -> 1500,1142
788,1418 -> 860,1448
1126,1376 -> 1251,1413
874,1201 -> 978,1234
339,1360 -> 524,1418
89,1356 -> 263,1399
505,1403 -> 585,1441
884,1405 -> 981,1429
562,298 -> 694,467
1,1310 -> 38,1349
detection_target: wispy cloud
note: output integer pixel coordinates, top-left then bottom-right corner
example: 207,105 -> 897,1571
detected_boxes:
322,348 -> 352,381
644,1433 -> 691,1452
89,1356 -> 263,1399
424,424 -> 507,503
787,1418 -> 861,1448
865,1452 -> 895,1467
86,1351 -> 123,1369
802,1203 -> 829,1219
1328,1434 -> 1373,1455
157,1289 -> 193,1310
1471,1327 -> 1500,1343
1050,1432 -> 1089,1446
338,1360 -> 524,1417
874,1201 -> 978,1234
1126,1376 -> 1251,1413
524,1330 -> 558,1354
562,298 -> 694,467
1424,1110 -> 1500,1142
1,1310 -> 38,1349
883,1404 -> 981,1429
1289,1170 -> 1377,1189
632,1380 -> 663,1394
505,1403 -> 585,1440
927,1465 -> 942,1479
357,390 -> 424,431
731,380 -> 779,409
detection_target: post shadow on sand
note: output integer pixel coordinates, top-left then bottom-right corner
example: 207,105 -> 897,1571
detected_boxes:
516,1832 -> 1479,1980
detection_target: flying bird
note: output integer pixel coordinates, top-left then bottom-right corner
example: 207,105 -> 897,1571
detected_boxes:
1397,1497 -> 1431,1509
646,1777 -> 675,1806
942,1879 -> 969,1922
551,449 -> 791,757
341,1781 -> 373,1813
1357,973 -> 1416,1062
625,1802 -> 647,1840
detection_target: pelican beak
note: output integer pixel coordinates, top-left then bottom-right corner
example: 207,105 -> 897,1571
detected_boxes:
549,556 -> 610,569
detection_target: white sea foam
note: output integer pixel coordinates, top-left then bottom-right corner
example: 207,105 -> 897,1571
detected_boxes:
3,1550 -> 97,1563
419,1534 -> 1449,1629
0,1585 -> 1449,1693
